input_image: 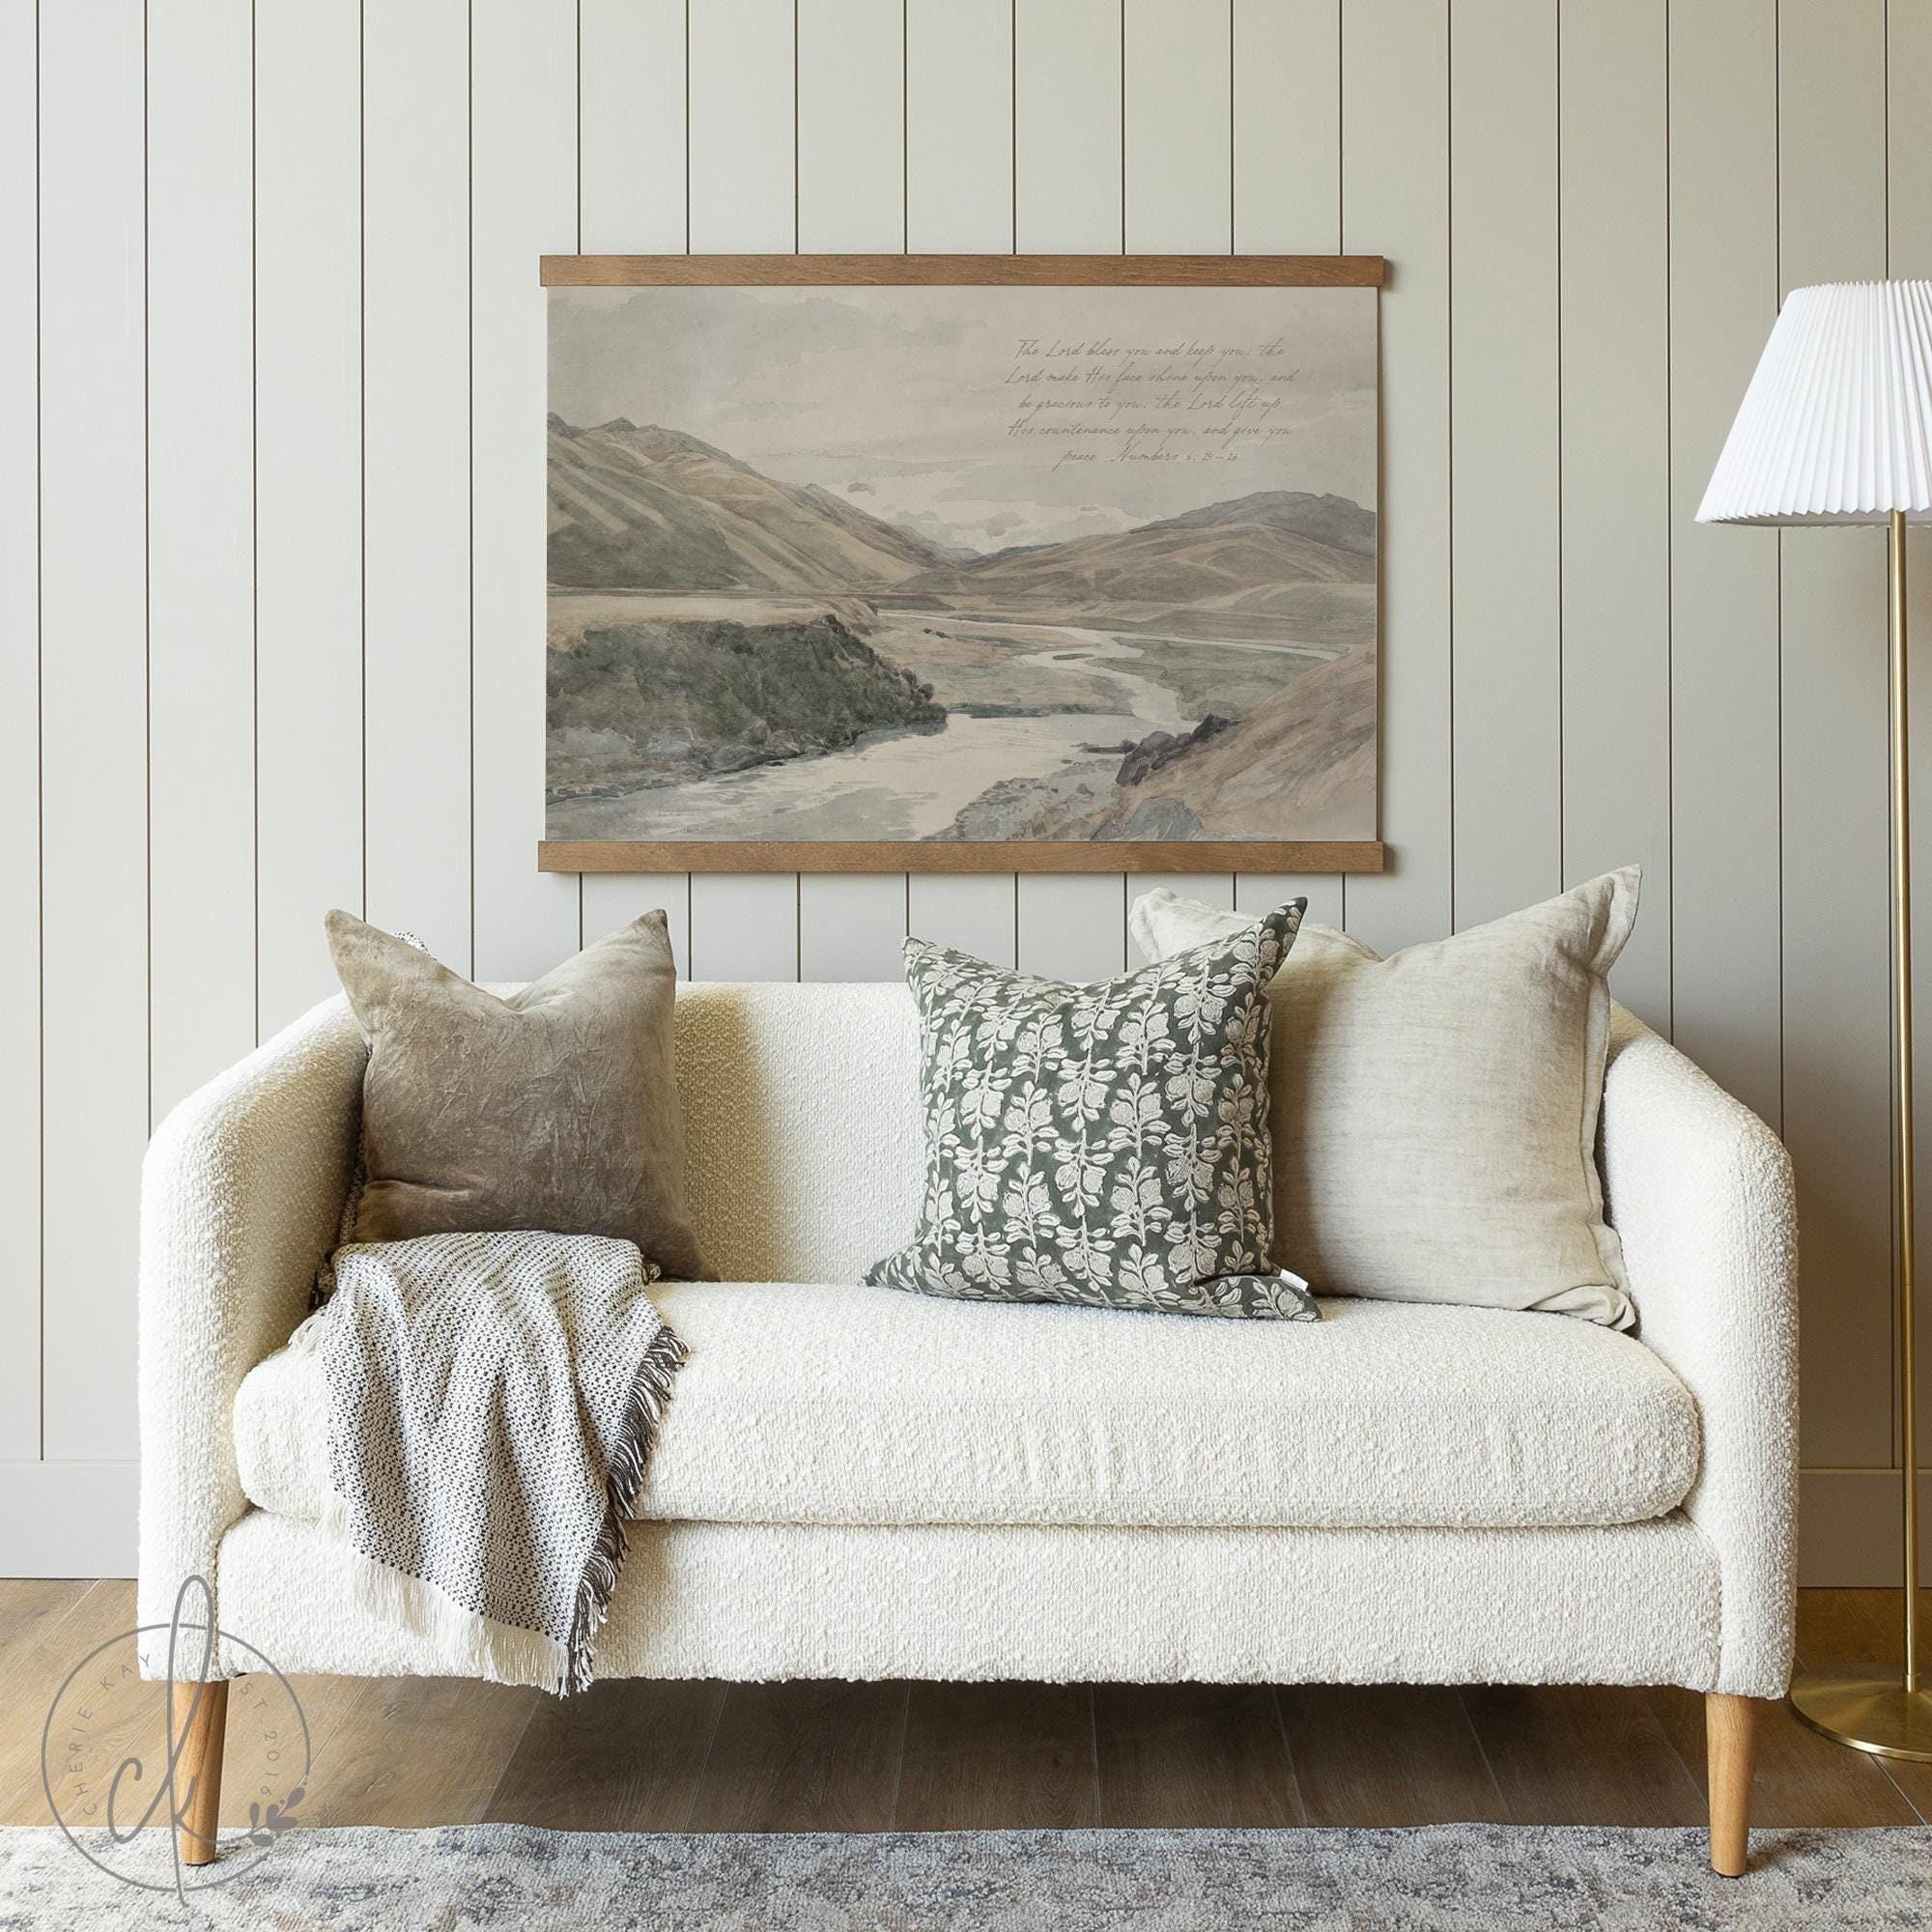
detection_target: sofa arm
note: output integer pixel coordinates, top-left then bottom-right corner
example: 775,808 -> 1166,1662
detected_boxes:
1602,1004 -> 1799,1698
137,995 -> 365,1672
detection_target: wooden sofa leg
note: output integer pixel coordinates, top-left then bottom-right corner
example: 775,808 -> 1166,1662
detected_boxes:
169,1679 -> 229,1867
1706,1692 -> 1758,1877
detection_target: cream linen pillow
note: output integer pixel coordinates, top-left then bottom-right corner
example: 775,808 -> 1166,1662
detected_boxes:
1130,870 -> 1640,1327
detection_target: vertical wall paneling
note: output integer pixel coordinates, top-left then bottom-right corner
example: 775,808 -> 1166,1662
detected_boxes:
685,0 -> 801,980
1119,1 -> 1236,952
362,1 -> 473,968
798,0 -> 904,254
1233,0 -> 1340,257
905,0 -> 1021,963
689,0 -> 797,255
472,0 -> 581,983
38,0 -> 148,1459
1018,874 -> 1127,984
1665,0 -> 1781,1126
797,0 -> 910,981
1231,0 -> 1344,930
577,0 -> 692,975
581,872 -> 691,982
1010,0 -> 1125,979
1447,0 -> 1561,932
255,0 -> 364,1032
147,1 -> 255,1119
1891,0 -> 1932,1443
908,875 -> 1017,963
798,874 -> 911,981
1122,0 -> 1231,256
1777,0 -> 1893,1469
1014,0 -> 1121,256
578,0 -> 688,256
0,0 -> 40,1456
905,0 -> 1013,256
688,871 -> 801,982
1335,0 -> 1451,957
1555,0 -> 1670,1029
906,873 -> 1017,963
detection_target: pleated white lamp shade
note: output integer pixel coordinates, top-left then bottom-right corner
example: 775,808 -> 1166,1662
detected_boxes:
1697,280 -> 1932,526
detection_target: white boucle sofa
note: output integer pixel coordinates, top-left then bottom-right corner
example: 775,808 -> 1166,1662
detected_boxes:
138,980 -> 1797,1874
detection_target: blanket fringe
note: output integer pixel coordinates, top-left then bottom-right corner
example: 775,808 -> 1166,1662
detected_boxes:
564,1321 -> 689,1695
323,1489 -> 578,1691
324,1315 -> 688,1698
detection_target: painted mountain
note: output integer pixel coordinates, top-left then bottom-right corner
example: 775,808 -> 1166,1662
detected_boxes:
545,415 -> 1377,845
550,415 -> 1374,634
548,416 -> 954,591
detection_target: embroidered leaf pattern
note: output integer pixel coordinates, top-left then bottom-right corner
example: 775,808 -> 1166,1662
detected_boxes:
867,902 -> 1304,1319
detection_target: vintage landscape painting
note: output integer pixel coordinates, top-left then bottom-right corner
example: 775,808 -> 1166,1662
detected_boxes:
545,277 -> 1378,858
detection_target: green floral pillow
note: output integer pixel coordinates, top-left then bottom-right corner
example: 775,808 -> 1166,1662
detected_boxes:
867,901 -> 1310,1320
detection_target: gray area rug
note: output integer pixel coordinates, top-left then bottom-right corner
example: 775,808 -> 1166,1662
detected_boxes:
2,1824 -> 1930,1929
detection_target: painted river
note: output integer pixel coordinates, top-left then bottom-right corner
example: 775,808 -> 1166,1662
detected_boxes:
549,623 -> 1329,843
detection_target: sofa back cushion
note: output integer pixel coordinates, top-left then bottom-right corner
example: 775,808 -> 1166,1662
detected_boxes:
674,980 -> 924,1283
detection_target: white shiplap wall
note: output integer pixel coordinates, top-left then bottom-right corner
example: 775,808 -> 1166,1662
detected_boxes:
3,0 -> 1930,1578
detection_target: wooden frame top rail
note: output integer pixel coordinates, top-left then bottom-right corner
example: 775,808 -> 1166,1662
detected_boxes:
541,254 -> 1388,289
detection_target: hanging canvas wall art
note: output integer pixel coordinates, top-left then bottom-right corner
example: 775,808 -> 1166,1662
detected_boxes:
539,255 -> 1384,874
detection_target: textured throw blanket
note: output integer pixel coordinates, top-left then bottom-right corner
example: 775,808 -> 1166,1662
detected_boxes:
315,1229 -> 686,1695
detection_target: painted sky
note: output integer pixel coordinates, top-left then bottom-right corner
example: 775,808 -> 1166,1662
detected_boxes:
549,283 -> 1377,554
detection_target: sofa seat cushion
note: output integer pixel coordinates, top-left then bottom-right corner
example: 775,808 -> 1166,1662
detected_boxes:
236,1282 -> 1698,1532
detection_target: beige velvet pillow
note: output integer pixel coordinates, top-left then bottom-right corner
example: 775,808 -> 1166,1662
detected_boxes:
1130,871 -> 1640,1327
325,909 -> 708,1280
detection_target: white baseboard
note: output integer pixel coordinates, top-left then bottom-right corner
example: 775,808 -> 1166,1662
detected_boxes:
0,1462 -> 1924,1586
0,1463 -> 137,1577
1797,1468 -> 1932,1585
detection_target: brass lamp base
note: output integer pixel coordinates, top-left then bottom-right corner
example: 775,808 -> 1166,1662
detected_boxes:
1789,1667 -> 1932,1762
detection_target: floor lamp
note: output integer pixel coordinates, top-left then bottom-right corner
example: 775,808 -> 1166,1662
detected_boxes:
1699,278 -> 1931,1761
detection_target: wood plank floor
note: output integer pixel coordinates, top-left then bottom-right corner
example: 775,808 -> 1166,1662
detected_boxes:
7,1581 -> 1929,1833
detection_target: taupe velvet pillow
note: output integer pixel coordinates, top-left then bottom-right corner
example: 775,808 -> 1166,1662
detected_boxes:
1129,871 -> 1640,1327
325,909 -> 707,1279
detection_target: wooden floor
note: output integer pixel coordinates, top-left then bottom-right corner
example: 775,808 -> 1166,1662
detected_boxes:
7,1581 -> 1930,1833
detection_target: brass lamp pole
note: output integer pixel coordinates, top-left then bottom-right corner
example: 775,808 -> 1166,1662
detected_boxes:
1792,506 -> 1929,1757
1699,281 -> 1931,1761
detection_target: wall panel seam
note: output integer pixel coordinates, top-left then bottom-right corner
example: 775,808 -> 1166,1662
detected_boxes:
1664,0 -> 1674,1037
358,0 -> 368,924
1553,0 -> 1564,893
901,0 -> 908,249
467,0 -> 477,980
33,0 -> 44,1463
250,0 -> 262,1047
1774,0 -> 1785,1139
1336,0 -> 1346,932
794,0 -> 801,254
1444,0 -> 1456,932
142,0 -> 153,1139
686,0 -> 696,973
692,0 -> 699,249
575,0 -> 583,953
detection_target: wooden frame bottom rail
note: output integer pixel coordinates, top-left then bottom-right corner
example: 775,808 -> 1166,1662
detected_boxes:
539,840 -> 1389,875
